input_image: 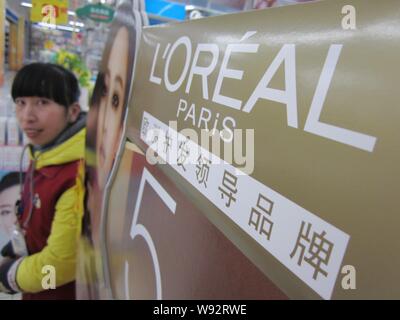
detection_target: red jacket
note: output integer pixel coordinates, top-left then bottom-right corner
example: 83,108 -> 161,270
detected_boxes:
15,127 -> 86,299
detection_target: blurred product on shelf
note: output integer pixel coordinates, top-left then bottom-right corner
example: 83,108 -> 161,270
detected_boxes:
52,49 -> 92,111
53,49 -> 91,88
0,73 -> 28,172
0,117 -> 6,145
6,117 -> 19,146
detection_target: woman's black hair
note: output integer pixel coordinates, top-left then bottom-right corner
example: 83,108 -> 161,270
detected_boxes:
0,172 -> 24,194
11,63 -> 80,108
86,0 -> 139,151
89,0 -> 138,123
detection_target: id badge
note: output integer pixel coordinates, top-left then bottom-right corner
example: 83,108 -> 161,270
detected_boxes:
11,224 -> 28,257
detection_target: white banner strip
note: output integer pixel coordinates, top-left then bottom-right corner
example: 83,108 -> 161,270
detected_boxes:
140,111 -> 349,300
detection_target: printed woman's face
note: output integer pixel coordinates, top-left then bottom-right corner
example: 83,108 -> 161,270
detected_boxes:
96,27 -> 130,189
0,185 -> 19,238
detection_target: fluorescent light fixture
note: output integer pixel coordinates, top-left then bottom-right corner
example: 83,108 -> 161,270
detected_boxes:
57,25 -> 80,32
21,2 -> 33,8
69,21 -> 84,27
37,22 -> 80,33
37,22 -> 57,29
68,10 -> 76,16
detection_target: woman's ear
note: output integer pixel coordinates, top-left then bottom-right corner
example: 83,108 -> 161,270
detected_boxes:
68,103 -> 81,123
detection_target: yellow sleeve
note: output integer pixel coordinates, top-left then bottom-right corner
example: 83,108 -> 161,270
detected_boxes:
16,170 -> 84,293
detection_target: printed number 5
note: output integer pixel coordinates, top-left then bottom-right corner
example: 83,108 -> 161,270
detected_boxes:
124,168 -> 176,300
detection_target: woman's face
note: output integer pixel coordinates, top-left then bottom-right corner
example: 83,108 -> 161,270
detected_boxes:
96,27 -> 130,189
15,97 -> 73,147
0,185 -> 19,238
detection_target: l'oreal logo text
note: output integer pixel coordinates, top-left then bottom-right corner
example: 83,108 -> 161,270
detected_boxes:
149,32 -> 377,152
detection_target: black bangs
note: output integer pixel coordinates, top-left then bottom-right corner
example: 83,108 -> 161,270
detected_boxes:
0,172 -> 23,193
11,63 -> 80,108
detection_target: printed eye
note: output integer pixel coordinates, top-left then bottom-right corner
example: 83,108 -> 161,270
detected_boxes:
0,209 -> 11,216
112,93 -> 120,109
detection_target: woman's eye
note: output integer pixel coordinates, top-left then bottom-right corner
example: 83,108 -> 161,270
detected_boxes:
15,99 -> 25,107
38,99 -> 49,106
112,93 -> 119,109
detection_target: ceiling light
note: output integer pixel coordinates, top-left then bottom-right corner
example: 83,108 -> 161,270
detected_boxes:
21,2 -> 33,8
69,21 -> 85,27
37,22 -> 80,33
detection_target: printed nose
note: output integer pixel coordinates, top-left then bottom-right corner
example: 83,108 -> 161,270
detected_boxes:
101,101 -> 110,134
